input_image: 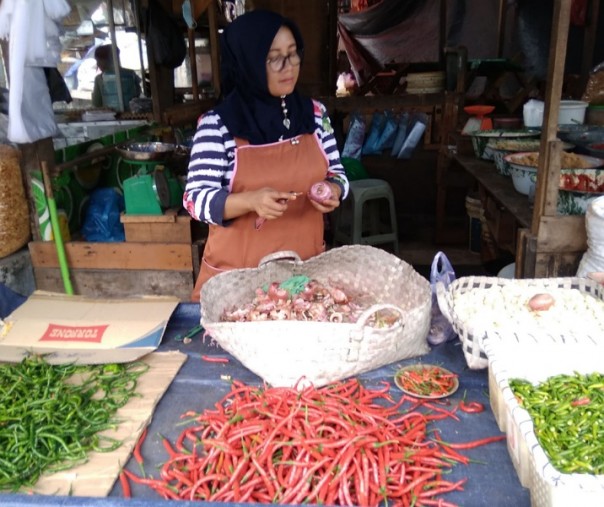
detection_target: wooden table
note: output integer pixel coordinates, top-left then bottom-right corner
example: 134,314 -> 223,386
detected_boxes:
0,303 -> 531,507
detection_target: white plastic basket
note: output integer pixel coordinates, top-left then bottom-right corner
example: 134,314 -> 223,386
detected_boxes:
200,245 -> 431,388
436,276 -> 604,369
484,340 -> 604,507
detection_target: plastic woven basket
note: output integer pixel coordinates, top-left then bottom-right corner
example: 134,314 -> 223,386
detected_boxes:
436,276 -> 604,369
201,245 -> 431,387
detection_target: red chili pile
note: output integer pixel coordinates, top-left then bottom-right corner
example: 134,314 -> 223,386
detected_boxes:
124,379 -> 503,506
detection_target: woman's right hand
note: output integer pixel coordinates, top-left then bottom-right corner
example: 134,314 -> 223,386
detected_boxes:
252,188 -> 299,220
224,187 -> 298,221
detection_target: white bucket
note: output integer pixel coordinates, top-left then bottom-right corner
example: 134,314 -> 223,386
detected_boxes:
523,99 -> 588,128
558,100 -> 588,125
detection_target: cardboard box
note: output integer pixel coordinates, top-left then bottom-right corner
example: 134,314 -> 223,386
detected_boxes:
0,291 -> 179,364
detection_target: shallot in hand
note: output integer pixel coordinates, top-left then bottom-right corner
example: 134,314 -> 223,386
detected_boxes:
308,181 -> 333,204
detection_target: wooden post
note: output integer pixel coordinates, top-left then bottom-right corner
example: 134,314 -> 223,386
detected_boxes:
531,0 -> 572,234
107,0 -> 126,112
580,0 -> 601,92
207,0 -> 221,98
496,0 -> 507,58
188,27 -> 200,101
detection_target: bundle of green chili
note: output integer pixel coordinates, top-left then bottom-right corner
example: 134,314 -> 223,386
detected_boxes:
125,379 -> 504,506
0,356 -> 149,491
510,372 -> 604,475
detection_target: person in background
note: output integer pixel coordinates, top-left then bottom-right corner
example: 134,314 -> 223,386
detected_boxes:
184,9 -> 349,302
91,44 -> 141,111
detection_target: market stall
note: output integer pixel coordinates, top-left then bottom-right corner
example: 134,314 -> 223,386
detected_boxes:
0,301 -> 531,507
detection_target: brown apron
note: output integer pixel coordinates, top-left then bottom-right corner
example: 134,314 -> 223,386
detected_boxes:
191,133 -> 328,301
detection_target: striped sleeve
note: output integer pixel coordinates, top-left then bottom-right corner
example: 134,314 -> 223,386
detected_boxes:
312,100 -> 349,199
183,111 -> 236,225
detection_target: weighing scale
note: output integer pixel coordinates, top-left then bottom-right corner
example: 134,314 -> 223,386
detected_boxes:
116,142 -> 185,215
461,105 -> 495,135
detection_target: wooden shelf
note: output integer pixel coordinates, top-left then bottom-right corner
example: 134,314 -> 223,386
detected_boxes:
454,155 -> 532,228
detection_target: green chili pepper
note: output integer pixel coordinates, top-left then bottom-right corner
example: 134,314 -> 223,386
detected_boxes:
0,356 -> 148,490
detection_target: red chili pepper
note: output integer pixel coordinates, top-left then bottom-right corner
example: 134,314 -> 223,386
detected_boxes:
201,355 -> 229,363
444,435 -> 506,449
119,470 -> 131,498
571,397 -> 591,406
133,426 -> 147,474
459,401 -> 485,413
130,379 -> 482,505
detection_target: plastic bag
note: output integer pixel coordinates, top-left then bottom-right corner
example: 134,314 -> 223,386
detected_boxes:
376,111 -> 398,151
396,112 -> 428,159
390,112 -> 409,156
427,251 -> 457,346
81,188 -> 125,242
341,113 -> 366,160
362,111 -> 386,155
341,157 -> 369,181
147,0 -> 187,69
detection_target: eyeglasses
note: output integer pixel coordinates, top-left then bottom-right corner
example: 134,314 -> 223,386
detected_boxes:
266,51 -> 302,72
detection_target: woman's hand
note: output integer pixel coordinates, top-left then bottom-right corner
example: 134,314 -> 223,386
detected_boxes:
250,188 -> 299,220
308,182 -> 341,214
224,187 -> 297,221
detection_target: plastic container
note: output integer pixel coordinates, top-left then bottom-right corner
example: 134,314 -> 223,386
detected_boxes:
485,337 -> 604,503
558,100 -> 588,125
523,100 -> 588,127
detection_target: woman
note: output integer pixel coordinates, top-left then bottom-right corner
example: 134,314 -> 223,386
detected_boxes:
184,10 -> 349,301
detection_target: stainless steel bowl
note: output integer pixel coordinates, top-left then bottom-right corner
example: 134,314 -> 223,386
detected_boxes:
117,142 -> 176,161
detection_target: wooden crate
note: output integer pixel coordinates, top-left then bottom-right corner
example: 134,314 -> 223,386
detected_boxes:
28,241 -> 195,301
120,210 -> 192,244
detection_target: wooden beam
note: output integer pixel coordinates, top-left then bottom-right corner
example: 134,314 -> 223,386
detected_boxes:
531,0 -> 572,234
33,268 -> 193,300
580,0 -> 601,92
29,242 -> 193,271
439,0 -> 447,65
207,0 -> 221,97
536,215 -> 587,251
496,0 -> 506,58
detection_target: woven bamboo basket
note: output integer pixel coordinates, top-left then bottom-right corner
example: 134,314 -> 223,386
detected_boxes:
436,276 -> 604,369
0,145 -> 30,259
201,245 -> 431,387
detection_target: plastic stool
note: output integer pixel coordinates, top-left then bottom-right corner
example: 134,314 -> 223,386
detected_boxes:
332,178 -> 399,256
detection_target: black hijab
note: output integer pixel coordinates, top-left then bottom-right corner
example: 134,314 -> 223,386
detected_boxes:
214,10 -> 316,145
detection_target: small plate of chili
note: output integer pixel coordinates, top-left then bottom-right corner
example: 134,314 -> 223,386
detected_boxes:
394,364 -> 459,399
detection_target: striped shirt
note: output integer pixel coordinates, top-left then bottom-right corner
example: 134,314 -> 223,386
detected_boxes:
183,99 -> 349,225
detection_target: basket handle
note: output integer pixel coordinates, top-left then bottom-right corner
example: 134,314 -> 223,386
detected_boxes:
258,250 -> 302,268
354,304 -> 406,331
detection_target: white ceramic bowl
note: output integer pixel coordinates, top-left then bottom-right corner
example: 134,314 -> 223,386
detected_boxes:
509,164 -> 537,195
557,190 -> 604,215
488,140 -> 574,177
505,151 -> 604,197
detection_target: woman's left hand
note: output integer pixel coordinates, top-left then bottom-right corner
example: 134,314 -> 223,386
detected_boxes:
308,182 -> 341,213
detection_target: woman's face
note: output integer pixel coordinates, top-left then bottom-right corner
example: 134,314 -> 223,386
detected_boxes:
266,26 -> 300,97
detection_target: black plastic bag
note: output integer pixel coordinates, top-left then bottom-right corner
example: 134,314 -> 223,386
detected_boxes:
147,0 -> 187,69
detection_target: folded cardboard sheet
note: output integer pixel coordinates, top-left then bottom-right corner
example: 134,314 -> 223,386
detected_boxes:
0,291 -> 180,364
